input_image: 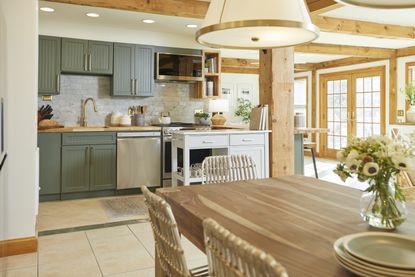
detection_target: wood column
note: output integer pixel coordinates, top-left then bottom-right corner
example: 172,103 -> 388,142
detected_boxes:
311,69 -> 317,143
389,57 -> 398,124
259,48 -> 295,177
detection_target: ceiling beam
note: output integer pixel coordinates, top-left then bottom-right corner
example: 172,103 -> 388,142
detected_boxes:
221,58 -> 259,74
45,0 -> 210,18
312,15 -> 415,40
396,46 -> 415,57
294,43 -> 396,59
307,0 -> 341,14
314,57 -> 383,69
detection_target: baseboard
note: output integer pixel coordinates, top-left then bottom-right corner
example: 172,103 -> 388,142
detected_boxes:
0,236 -> 38,257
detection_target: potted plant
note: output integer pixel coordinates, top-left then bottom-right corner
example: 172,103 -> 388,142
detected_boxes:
405,83 -> 415,122
194,111 -> 210,125
334,135 -> 414,229
234,98 -> 252,124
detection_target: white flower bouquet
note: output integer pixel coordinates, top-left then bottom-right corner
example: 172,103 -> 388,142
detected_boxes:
334,135 -> 415,228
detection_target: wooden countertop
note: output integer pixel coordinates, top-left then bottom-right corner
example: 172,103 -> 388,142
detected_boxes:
294,128 -> 328,134
158,176 -> 414,277
38,126 -> 161,133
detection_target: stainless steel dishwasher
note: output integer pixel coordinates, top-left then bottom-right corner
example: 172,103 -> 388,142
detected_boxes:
117,132 -> 161,189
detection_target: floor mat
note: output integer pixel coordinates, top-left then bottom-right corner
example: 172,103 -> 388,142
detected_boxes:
101,196 -> 149,218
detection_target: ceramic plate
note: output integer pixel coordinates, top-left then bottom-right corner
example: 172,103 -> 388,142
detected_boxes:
343,232 -> 415,270
333,236 -> 415,277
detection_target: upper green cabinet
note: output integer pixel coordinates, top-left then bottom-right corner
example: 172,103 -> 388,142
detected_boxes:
38,36 -> 61,95
113,43 -> 154,97
61,38 -> 113,75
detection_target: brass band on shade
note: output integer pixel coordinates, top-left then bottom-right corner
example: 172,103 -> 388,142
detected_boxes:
196,19 -> 320,49
335,0 -> 415,9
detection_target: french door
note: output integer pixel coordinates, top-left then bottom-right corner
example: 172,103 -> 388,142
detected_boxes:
320,67 -> 385,158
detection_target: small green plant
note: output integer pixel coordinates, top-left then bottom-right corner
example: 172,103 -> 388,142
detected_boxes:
404,83 -> 415,106
234,98 -> 252,123
194,112 -> 210,120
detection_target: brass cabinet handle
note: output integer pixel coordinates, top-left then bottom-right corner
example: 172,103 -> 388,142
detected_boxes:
85,146 -> 89,166
131,79 -> 134,95
88,54 -> 92,71
90,146 -> 94,165
135,79 -> 138,95
56,74 -> 60,93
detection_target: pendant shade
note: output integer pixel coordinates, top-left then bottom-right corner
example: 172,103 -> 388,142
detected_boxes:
334,0 -> 415,8
196,0 -> 319,49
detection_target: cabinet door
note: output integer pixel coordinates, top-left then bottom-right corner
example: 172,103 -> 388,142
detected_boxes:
38,36 -> 61,95
38,133 -> 61,195
134,46 -> 154,96
89,144 -> 116,191
229,146 -> 265,178
61,38 -> 88,73
113,43 -> 135,96
89,40 -> 113,74
61,145 -> 90,193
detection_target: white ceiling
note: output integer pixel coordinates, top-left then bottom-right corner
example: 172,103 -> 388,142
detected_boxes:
323,5 -> 415,27
38,1 -> 415,64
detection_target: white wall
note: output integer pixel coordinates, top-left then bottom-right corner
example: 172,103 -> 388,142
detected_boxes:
0,0 -> 38,240
294,71 -> 313,127
220,73 -> 259,124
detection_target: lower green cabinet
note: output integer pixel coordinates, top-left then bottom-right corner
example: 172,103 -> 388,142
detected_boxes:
61,133 -> 116,195
61,145 -> 90,193
38,133 -> 61,198
89,145 -> 116,191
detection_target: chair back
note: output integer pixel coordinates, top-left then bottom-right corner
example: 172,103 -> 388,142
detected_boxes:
202,155 -> 257,184
142,186 -> 190,277
203,218 -> 289,277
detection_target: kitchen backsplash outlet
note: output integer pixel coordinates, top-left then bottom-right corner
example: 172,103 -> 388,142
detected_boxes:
38,75 -> 208,126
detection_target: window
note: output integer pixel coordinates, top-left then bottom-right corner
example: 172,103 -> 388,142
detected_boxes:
294,77 -> 308,126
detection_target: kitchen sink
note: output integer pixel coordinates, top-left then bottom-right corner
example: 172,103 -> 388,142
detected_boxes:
67,126 -> 109,132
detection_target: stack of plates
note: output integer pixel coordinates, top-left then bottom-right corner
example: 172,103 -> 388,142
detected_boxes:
334,232 -> 415,277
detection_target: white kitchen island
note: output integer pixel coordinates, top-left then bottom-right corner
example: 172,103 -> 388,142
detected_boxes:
171,129 -> 270,186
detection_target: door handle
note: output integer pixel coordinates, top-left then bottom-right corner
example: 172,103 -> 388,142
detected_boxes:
84,54 -> 88,71
88,54 -> 92,71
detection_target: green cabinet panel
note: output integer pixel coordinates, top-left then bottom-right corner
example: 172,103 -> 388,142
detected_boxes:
38,36 -> 61,95
61,38 -> 113,75
113,43 -> 154,97
294,134 -> 304,175
38,133 -> 61,195
113,43 -> 135,96
89,144 -> 116,191
61,145 -> 90,193
61,38 -> 88,73
62,132 -> 116,146
135,46 -> 154,96
89,40 -> 113,74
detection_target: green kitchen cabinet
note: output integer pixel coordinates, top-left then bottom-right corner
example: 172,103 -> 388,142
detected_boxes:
61,145 -> 90,193
38,36 -> 61,95
61,38 -> 113,75
61,133 -> 116,195
89,144 -> 116,191
113,43 -> 154,97
38,133 -> 61,197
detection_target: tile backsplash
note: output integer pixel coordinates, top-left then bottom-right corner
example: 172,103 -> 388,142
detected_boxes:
38,75 -> 208,126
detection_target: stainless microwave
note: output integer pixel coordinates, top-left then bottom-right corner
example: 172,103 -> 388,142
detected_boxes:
156,52 -> 203,82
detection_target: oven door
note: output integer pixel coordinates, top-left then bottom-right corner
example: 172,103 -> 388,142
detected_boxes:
162,136 -> 172,184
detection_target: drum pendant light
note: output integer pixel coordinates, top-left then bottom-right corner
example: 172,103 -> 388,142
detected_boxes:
196,0 -> 319,49
334,0 -> 415,9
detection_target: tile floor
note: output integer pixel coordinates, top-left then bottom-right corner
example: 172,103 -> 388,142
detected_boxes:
0,223 -> 207,277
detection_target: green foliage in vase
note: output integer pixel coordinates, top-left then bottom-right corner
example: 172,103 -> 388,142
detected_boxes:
404,83 -> 415,106
334,135 -> 415,228
234,98 -> 252,123
194,112 -> 210,120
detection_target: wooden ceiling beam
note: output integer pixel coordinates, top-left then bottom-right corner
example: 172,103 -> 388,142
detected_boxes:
221,58 -> 259,74
294,43 -> 396,59
307,0 -> 341,13
314,57 -> 383,70
396,46 -> 415,57
312,15 -> 415,40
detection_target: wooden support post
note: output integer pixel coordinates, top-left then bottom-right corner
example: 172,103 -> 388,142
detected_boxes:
311,70 -> 317,143
259,48 -> 295,177
389,58 -> 398,124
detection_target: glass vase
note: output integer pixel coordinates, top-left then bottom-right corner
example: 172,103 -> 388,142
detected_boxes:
360,180 -> 408,229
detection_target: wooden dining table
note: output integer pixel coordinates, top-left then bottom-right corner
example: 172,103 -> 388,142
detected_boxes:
157,176 -> 415,277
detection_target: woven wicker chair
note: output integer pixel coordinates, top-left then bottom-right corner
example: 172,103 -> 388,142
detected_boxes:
201,155 -> 257,184
203,218 -> 289,277
141,186 -> 208,277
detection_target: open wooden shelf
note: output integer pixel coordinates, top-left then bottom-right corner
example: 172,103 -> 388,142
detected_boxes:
195,50 -> 221,99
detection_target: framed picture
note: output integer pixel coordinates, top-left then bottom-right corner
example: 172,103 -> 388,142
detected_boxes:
221,83 -> 235,106
237,83 -> 253,103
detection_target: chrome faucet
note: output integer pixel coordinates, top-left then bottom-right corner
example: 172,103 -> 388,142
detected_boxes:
80,98 -> 98,127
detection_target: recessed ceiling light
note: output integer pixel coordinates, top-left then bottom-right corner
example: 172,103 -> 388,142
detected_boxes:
40,7 -> 55,12
142,19 -> 155,24
186,24 -> 198,28
86,12 -> 100,18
